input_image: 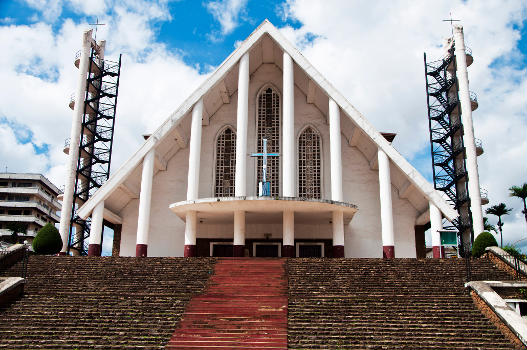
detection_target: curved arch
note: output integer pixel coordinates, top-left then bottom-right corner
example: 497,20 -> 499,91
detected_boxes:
255,84 -> 281,196
214,125 -> 236,197
298,124 -> 322,199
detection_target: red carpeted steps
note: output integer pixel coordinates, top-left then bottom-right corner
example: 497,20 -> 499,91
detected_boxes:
166,258 -> 288,350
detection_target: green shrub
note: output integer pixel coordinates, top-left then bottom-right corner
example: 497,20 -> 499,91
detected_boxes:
472,231 -> 498,258
32,223 -> 62,255
503,244 -> 527,262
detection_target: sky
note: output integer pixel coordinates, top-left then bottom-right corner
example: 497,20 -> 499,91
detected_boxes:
0,0 -> 526,255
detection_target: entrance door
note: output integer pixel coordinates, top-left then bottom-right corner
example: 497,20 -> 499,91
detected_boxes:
254,243 -> 280,257
298,243 -> 324,257
212,244 -> 233,257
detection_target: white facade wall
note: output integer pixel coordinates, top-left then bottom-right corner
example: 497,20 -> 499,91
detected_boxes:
117,63 -> 418,257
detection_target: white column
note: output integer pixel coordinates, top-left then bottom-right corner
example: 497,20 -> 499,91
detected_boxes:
283,210 -> 294,252
329,99 -> 343,202
185,211 -> 197,246
430,202 -> 443,258
235,53 -> 249,197
332,211 -> 345,257
453,25 -> 484,238
187,99 -> 203,201
136,149 -> 155,253
378,149 -> 395,257
233,210 -> 245,249
88,201 -> 104,256
58,29 -> 93,253
283,52 -> 295,197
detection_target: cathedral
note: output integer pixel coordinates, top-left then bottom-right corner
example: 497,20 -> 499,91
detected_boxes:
69,20 -> 458,258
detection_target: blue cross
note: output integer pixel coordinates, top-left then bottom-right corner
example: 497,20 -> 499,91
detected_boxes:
250,138 -> 279,196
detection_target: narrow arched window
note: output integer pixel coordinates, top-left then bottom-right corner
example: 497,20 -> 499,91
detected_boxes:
256,87 -> 280,196
298,126 -> 321,199
215,127 -> 236,197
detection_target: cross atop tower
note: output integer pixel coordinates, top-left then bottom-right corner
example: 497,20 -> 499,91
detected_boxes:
89,17 -> 105,41
442,12 -> 460,35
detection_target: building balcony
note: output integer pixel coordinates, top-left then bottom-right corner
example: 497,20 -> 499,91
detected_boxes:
447,47 -> 473,71
0,187 -> 61,210
475,138 -> 484,156
480,188 -> 489,205
0,214 -> 47,227
69,93 -> 75,110
0,201 -> 60,222
74,50 -> 81,68
170,196 -> 358,226
470,91 -> 478,111
63,138 -> 70,155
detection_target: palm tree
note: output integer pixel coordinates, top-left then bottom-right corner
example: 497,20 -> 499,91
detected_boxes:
483,217 -> 497,234
509,183 -> 527,227
485,203 -> 513,248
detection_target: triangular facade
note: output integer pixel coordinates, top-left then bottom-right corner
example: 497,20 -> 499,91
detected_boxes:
77,20 -> 457,258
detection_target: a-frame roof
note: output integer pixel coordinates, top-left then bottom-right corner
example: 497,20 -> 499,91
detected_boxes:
78,20 -> 458,222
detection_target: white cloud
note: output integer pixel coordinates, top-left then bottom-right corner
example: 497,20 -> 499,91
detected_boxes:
280,0 -> 527,251
23,0 -> 63,22
206,0 -> 248,39
0,1 -> 206,193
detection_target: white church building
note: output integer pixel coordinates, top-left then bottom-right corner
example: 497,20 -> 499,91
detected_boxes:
67,20 -> 461,258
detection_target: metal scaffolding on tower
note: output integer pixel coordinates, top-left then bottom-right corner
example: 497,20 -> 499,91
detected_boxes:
67,43 -> 122,255
424,43 -> 474,255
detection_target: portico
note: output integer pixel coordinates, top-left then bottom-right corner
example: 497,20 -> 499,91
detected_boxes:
170,196 -> 357,257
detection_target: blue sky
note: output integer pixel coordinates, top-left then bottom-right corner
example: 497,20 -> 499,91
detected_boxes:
0,0 -> 526,254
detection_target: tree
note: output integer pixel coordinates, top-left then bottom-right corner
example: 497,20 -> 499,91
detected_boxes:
485,203 -> 513,248
32,223 -> 62,255
483,217 -> 497,234
5,222 -> 28,243
472,231 -> 498,258
509,183 -> 527,228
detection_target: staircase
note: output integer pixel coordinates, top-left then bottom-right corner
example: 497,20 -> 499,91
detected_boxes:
166,258 -> 288,350
0,256 -> 215,349
287,258 -> 516,350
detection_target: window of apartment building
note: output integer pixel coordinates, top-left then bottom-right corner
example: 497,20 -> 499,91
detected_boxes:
8,210 -> 23,215
16,182 -> 33,187
0,181 -> 8,187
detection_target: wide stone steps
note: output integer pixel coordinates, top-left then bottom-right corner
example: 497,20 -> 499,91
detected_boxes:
166,258 -> 288,350
287,258 -> 515,350
0,256 -> 216,349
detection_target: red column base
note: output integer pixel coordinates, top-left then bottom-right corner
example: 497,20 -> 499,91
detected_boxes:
184,245 -> 196,257
332,245 -> 345,258
383,245 -> 395,259
136,244 -> 148,257
56,252 -> 67,256
88,244 -> 101,257
282,245 -> 294,258
233,245 -> 245,257
432,246 -> 445,258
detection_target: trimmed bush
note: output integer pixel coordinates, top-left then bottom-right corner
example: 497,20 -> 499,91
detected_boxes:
32,223 -> 62,255
472,231 -> 498,258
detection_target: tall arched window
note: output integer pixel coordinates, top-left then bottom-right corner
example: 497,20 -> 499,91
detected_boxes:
256,87 -> 280,196
215,127 -> 236,197
298,126 -> 321,199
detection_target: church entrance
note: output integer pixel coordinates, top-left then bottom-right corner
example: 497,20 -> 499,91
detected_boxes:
211,243 -> 233,257
253,242 -> 281,257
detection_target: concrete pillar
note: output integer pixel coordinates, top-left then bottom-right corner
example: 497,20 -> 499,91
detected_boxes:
453,25 -> 484,238
378,149 -> 395,258
58,29 -> 93,254
235,53 -> 249,197
283,52 -> 295,197
88,201 -> 104,256
136,149 -> 155,257
282,210 -> 294,257
332,211 -> 345,258
187,99 -> 203,201
184,211 -> 197,257
329,99 -> 344,256
430,203 -> 443,258
329,99 -> 343,202
233,210 -> 245,257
